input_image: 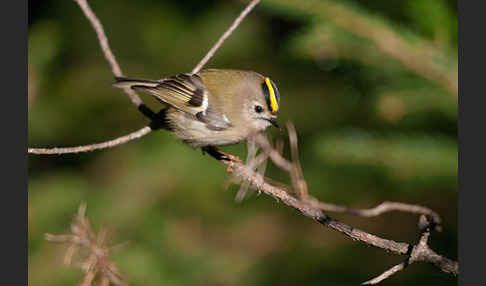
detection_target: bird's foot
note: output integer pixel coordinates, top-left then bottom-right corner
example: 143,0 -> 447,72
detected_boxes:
202,146 -> 242,163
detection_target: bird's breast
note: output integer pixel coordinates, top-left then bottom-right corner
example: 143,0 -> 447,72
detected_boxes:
166,109 -> 247,147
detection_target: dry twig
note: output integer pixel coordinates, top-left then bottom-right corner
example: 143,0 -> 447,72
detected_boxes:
28,0 -> 260,155
307,199 -> 442,230
362,216 -> 457,284
74,0 -> 143,106
45,203 -> 126,286
223,125 -> 457,284
31,1 -> 457,284
191,0 -> 261,74
28,126 -> 151,155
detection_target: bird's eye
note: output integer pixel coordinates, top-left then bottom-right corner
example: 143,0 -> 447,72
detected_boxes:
254,105 -> 264,113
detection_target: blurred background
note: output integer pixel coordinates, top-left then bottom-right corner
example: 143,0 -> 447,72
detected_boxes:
28,0 -> 457,285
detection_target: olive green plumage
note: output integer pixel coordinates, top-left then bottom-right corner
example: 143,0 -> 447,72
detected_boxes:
113,69 -> 280,148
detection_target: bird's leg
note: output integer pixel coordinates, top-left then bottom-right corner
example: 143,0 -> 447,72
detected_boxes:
202,146 -> 229,161
138,104 -> 157,120
138,105 -> 171,131
202,146 -> 242,163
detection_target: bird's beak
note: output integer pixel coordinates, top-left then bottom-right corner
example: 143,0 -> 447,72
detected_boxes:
268,118 -> 280,129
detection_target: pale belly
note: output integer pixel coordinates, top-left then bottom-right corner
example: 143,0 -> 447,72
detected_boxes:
167,110 -> 246,148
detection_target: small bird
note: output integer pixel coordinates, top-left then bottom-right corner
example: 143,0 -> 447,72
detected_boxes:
113,69 -> 280,158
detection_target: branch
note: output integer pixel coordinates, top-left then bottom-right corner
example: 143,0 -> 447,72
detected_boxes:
226,158 -> 411,252
28,126 -> 151,154
74,0 -> 142,106
217,128 -> 457,284
361,262 -> 407,285
253,124 -> 442,227
362,216 -> 457,284
307,199 -> 442,230
29,0 -> 261,155
191,0 -> 261,74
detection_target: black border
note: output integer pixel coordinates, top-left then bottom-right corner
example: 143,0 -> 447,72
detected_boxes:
458,0 -> 484,285
2,0 -> 28,284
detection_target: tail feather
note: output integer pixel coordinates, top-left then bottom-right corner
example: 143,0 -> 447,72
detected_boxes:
112,77 -> 161,89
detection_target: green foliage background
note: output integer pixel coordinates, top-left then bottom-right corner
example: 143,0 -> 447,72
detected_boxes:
28,0 -> 457,285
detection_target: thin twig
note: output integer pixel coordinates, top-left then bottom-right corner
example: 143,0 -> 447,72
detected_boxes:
74,0 -> 142,106
361,262 -> 407,285
252,133 -> 293,172
363,215 -> 457,284
191,0 -> 261,74
28,126 -> 151,154
307,199 -> 442,229
235,138 -> 261,202
29,0 -> 262,155
287,122 -> 308,199
253,125 -> 442,227
218,133 -> 458,284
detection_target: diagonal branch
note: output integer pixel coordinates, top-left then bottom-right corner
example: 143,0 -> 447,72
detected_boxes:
361,261 -> 407,285
252,124 -> 442,227
225,157 -> 457,283
29,0 -> 262,155
191,0 -> 261,74
217,129 -> 457,284
75,0 -> 143,107
227,158 -> 411,252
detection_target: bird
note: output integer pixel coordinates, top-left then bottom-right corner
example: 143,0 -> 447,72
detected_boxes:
112,69 -> 280,160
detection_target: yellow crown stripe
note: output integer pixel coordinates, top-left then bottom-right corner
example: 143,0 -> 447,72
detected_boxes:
265,78 -> 279,112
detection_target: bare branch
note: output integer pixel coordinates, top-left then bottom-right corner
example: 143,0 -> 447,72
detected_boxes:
410,216 -> 458,275
29,0 -> 262,155
363,215 -> 456,284
307,199 -> 442,229
235,138 -> 262,202
287,122 -> 308,199
28,0 -> 152,156
228,159 -> 411,254
251,125 -> 309,199
252,132 -> 293,172
191,0 -> 261,74
74,0 -> 142,106
254,123 -> 442,226
361,262 -> 407,285
217,132 -> 457,283
28,126 -> 151,155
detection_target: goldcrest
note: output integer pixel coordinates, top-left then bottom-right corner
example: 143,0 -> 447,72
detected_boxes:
113,69 -> 280,152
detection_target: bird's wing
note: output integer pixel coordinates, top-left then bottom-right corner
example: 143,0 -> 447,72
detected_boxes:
196,108 -> 233,131
113,74 -> 232,130
113,73 -> 208,115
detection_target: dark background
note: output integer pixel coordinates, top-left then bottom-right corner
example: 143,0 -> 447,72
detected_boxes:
28,0 -> 457,285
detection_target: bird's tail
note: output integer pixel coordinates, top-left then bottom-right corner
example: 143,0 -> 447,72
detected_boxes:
112,77 -> 160,89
